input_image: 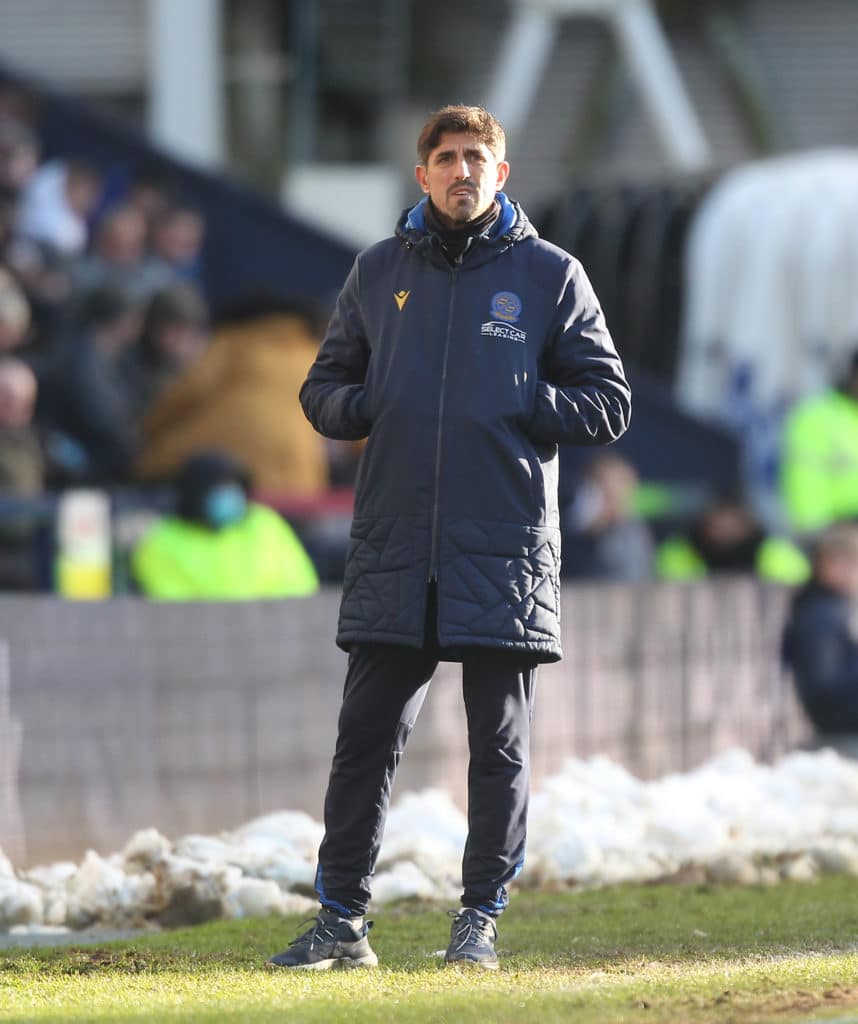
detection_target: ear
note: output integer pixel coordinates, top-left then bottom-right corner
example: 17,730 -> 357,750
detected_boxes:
495,160 -> 510,192
414,164 -> 430,194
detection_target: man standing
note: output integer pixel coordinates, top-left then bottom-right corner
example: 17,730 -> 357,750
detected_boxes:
268,105 -> 630,971
782,523 -> 858,739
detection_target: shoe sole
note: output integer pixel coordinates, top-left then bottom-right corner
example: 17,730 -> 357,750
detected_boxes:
444,957 -> 499,971
266,953 -> 378,971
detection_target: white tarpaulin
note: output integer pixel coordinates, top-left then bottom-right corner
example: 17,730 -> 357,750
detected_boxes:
678,149 -> 858,520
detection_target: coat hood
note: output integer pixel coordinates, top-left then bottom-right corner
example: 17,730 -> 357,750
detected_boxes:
395,192 -> 536,268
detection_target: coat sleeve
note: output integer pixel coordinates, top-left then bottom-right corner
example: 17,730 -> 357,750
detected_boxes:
524,259 -> 631,447
299,259 -> 373,441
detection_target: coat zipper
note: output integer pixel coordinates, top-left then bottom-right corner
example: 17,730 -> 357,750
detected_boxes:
428,266 -> 459,581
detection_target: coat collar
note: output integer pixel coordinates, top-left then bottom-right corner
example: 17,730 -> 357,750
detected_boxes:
395,191 -> 536,268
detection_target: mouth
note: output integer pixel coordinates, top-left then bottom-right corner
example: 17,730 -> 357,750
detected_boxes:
450,187 -> 475,199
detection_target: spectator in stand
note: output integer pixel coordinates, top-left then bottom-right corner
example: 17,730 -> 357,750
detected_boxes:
561,454 -> 654,581
71,202 -> 172,301
37,285 -> 142,483
782,524 -> 858,743
0,118 -> 39,197
15,159 -> 101,258
0,358 -> 44,589
121,283 -> 209,427
0,87 -> 39,141
0,357 -> 42,496
656,492 -> 809,584
781,349 -> 858,535
136,294 -> 329,497
0,186 -> 18,258
131,451 -> 319,600
9,159 -> 103,328
0,269 -> 31,355
125,166 -> 173,237
149,205 -> 205,285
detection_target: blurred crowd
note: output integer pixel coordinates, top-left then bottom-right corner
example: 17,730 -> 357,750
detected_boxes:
5,80 -> 858,639
0,87 -> 357,596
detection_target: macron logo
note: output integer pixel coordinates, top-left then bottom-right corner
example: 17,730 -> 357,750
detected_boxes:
393,290 -> 410,311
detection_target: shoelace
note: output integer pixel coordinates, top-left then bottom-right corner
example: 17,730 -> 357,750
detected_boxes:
448,911 -> 496,951
289,916 -> 338,951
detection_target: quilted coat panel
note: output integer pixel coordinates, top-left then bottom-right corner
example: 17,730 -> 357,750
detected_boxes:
338,515 -> 430,646
440,519 -> 562,657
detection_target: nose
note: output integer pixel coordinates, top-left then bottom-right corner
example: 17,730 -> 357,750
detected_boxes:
454,156 -> 470,179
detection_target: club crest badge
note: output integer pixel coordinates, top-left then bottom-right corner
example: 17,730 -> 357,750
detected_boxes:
489,291 -> 522,323
482,291 -> 526,343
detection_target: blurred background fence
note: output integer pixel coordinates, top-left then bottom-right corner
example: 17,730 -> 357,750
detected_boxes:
0,580 -> 809,867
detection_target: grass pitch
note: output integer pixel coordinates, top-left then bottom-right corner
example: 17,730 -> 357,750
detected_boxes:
2,877 -> 858,1023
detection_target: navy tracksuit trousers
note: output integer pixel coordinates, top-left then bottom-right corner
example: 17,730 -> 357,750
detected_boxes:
315,589 -> 538,918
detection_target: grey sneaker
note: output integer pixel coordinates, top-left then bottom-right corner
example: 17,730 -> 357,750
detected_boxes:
266,909 -> 378,970
445,908 -> 499,970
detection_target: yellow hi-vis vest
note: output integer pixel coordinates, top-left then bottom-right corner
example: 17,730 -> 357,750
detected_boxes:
656,535 -> 810,585
781,389 -> 858,533
132,502 -> 319,599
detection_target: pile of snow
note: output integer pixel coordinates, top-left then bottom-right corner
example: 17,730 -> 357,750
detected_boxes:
4,748 -> 858,934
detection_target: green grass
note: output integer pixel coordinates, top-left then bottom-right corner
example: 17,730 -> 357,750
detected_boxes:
2,877 -> 858,1023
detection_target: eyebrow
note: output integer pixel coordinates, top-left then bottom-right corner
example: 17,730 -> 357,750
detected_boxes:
433,146 -> 487,163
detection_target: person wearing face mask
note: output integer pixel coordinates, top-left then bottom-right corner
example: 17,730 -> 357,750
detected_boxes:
130,450 -> 318,600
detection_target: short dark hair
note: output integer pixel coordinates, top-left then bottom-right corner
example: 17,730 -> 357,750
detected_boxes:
140,284 -> 208,363
144,283 -> 207,333
813,523 -> 858,564
417,105 -> 506,166
154,203 -> 204,229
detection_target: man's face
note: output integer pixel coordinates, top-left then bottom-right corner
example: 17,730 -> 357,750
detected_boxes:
154,212 -> 204,264
0,368 -> 36,429
65,173 -> 100,218
817,550 -> 858,599
415,132 -> 509,226
99,210 -> 146,266
160,323 -> 206,367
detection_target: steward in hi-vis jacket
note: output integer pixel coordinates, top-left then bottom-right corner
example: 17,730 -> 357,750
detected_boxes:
268,105 -> 631,974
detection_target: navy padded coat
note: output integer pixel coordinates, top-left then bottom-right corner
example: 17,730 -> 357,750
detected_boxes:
300,193 -> 631,662
782,582 -> 858,733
